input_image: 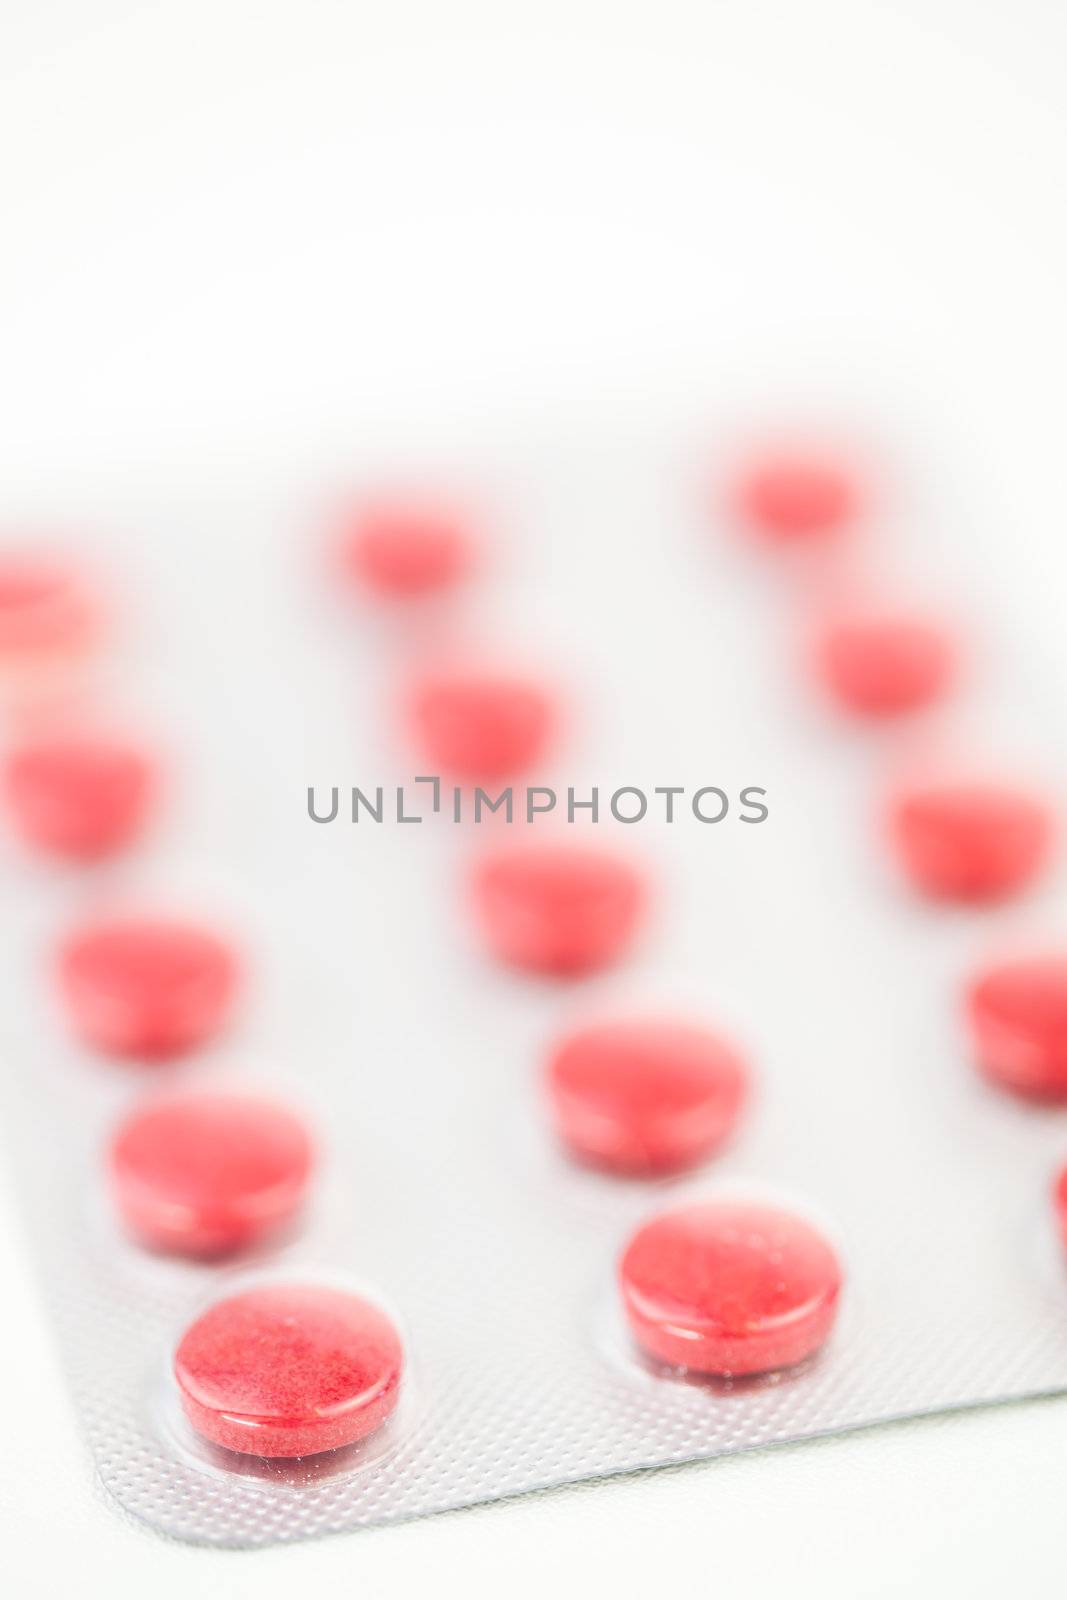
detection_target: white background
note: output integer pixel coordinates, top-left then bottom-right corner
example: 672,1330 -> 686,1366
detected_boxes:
5,2 -> 1067,1594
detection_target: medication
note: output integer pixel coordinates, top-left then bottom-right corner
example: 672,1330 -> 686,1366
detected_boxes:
966,955 -> 1067,1099
1053,1164 -> 1067,1249
173,1284 -> 404,1457
0,552 -> 98,659
109,1091 -> 313,1256
407,669 -> 557,783
470,841 -> 646,976
887,779 -> 1053,903
57,916 -> 239,1060
14,443 -> 1067,1548
733,454 -> 858,544
618,1200 -> 843,1376
337,500 -> 475,599
813,609 -> 954,718
545,1018 -> 748,1175
2,733 -> 155,861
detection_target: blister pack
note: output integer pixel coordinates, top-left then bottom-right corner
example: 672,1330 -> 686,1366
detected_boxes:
3,420 -> 1067,1547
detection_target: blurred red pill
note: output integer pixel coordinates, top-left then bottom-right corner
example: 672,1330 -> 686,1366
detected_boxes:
546,1019 -> 748,1175
109,1091 -> 313,1256
58,917 -> 239,1060
174,1284 -> 403,1457
408,670 -> 557,783
1053,1165 -> 1067,1248
734,455 -> 858,544
3,734 -> 155,861
618,1201 -> 842,1376
966,956 -> 1067,1099
888,780 -> 1054,904
814,610 -> 955,718
0,552 -> 99,659
471,842 -> 646,976
338,500 -> 475,599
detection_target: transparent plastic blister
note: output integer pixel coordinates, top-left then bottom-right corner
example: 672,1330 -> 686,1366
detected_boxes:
4,423 -> 1067,1547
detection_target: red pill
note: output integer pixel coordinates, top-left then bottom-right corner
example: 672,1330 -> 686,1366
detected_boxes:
734,455 -> 858,544
471,842 -> 646,976
3,734 -> 155,861
546,1019 -> 748,1175
58,917 -> 239,1060
174,1284 -> 403,1457
619,1201 -> 842,1376
814,610 -> 955,718
109,1092 -> 313,1256
887,780 -> 1054,904
338,500 -> 475,599
408,670 -> 557,783
0,552 -> 98,659
1053,1164 -> 1067,1248
966,956 -> 1067,1099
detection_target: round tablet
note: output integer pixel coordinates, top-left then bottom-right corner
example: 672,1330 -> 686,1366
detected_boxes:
58,916 -> 239,1060
546,1019 -> 748,1175
3,734 -> 155,861
109,1092 -> 313,1256
887,780 -> 1054,903
471,842 -> 646,976
174,1284 -> 403,1458
0,552 -> 98,659
814,610 -> 954,718
966,955 -> 1067,1099
408,670 -> 557,783
619,1201 -> 842,1376
1052,1165 -> 1067,1249
338,500 -> 475,598
733,455 -> 858,544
